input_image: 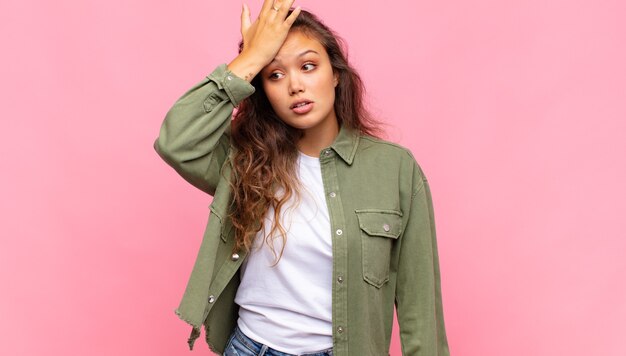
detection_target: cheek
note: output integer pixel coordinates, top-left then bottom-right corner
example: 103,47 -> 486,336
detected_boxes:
263,85 -> 285,110
326,76 -> 337,93
318,77 -> 337,102
315,71 -> 337,95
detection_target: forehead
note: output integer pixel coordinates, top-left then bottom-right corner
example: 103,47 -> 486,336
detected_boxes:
273,31 -> 326,61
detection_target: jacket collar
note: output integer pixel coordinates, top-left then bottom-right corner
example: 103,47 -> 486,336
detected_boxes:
328,124 -> 360,166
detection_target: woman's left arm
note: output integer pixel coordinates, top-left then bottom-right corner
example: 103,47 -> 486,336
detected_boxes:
395,162 -> 450,355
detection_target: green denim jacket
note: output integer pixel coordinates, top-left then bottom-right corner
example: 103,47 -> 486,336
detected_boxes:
154,64 -> 450,356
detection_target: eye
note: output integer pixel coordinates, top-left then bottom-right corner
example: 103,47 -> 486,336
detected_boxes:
302,63 -> 316,71
268,72 -> 284,80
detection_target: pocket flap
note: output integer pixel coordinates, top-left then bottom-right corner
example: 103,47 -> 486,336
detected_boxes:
209,202 -> 233,243
355,209 -> 403,239
209,202 -> 223,222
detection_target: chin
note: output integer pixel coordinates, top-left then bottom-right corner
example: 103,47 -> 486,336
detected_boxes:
286,118 -> 323,130
283,122 -> 314,131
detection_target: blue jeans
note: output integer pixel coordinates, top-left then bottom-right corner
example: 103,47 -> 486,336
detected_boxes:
223,325 -> 334,356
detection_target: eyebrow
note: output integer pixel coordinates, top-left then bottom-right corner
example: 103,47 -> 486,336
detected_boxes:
270,50 -> 320,65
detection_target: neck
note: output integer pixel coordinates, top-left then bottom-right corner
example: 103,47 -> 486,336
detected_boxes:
297,120 -> 339,157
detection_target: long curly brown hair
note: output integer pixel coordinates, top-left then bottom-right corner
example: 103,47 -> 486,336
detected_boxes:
229,9 -> 384,263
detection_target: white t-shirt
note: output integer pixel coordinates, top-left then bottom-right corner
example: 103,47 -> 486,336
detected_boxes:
234,151 -> 333,354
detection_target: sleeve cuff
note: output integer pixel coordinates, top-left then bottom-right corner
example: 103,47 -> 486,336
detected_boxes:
206,63 -> 256,106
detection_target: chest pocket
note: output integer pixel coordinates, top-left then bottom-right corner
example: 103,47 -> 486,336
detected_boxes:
355,209 -> 403,288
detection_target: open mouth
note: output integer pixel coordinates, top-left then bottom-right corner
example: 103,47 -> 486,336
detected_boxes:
290,101 -> 314,114
291,100 -> 312,109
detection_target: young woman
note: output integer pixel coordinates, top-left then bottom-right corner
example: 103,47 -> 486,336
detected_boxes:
154,0 -> 450,355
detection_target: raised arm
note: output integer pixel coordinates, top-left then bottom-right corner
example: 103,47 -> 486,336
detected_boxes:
153,65 -> 255,195
153,0 -> 302,195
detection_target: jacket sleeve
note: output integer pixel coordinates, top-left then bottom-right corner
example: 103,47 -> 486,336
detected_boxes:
153,63 -> 255,196
395,161 -> 450,355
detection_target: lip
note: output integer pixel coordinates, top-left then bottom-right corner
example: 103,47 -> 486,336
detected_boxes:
290,99 -> 314,109
290,99 -> 314,114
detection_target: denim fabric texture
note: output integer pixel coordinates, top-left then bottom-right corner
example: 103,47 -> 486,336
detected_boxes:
224,326 -> 333,356
154,64 -> 450,355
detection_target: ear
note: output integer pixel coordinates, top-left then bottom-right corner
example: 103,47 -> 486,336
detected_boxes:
333,72 -> 339,87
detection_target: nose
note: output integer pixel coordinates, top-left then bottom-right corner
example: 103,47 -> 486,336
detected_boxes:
288,73 -> 305,95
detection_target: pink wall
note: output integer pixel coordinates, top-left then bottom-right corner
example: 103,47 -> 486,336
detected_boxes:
1,0 -> 625,355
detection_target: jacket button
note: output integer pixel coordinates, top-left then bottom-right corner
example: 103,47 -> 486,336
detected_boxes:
329,192 -> 336,198
383,224 -> 390,232
337,326 -> 344,333
208,295 -> 215,304
231,253 -> 240,261
336,229 -> 343,236
337,275 -> 344,283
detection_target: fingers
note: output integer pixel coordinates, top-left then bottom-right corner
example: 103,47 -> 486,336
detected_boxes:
241,3 -> 251,34
263,0 -> 298,23
283,5 -> 301,27
276,0 -> 295,18
239,0 -> 300,64
264,0 -> 281,20
259,0 -> 275,17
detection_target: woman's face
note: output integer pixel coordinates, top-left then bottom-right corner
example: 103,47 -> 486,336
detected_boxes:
261,31 -> 339,135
